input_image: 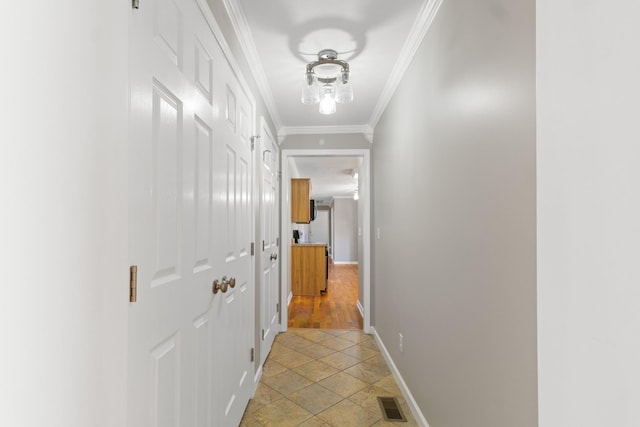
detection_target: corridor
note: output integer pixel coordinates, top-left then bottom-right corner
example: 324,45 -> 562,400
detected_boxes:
240,328 -> 417,426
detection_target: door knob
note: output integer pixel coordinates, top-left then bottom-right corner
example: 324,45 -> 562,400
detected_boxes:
212,277 -> 229,294
229,277 -> 236,288
270,253 -> 278,261
212,279 -> 221,294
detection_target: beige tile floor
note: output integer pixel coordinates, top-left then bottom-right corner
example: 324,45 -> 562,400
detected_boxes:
240,329 -> 418,427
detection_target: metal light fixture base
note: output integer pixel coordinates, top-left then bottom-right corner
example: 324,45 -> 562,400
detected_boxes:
318,49 -> 338,61
302,49 -> 352,114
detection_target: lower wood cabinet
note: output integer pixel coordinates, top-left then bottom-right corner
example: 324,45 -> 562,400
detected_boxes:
291,244 -> 326,296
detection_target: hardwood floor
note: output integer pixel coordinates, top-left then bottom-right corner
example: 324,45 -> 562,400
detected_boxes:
288,261 -> 363,330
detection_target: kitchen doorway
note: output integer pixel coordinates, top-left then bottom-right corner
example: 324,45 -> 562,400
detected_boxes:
280,149 -> 371,333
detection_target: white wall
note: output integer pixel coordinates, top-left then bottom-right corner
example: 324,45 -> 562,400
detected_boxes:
333,198 -> 358,263
0,2 -> 129,426
308,208 -> 330,245
280,133 -> 371,150
372,0 -> 537,425
537,2 -> 640,426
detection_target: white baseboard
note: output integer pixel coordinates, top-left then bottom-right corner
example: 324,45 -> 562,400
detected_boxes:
253,364 -> 263,390
370,326 -> 430,427
333,261 -> 358,265
356,300 -> 364,319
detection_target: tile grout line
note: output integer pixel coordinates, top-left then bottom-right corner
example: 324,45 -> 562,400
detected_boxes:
241,329 -> 418,426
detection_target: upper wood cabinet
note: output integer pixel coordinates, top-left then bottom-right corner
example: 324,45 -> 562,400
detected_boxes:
291,178 -> 311,223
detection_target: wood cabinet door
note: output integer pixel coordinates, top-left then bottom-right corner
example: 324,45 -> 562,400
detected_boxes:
291,245 -> 326,295
291,178 -> 310,223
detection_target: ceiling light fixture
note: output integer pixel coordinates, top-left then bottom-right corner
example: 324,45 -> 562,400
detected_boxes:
301,49 -> 353,115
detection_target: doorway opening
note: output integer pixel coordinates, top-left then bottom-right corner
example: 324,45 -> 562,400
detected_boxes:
280,149 -> 371,334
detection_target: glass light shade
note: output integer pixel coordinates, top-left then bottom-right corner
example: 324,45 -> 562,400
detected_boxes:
318,85 -> 336,115
301,72 -> 320,105
335,79 -> 353,104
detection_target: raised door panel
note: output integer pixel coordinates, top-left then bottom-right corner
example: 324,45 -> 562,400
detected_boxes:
150,334 -> 181,427
192,116 -> 213,273
151,82 -> 183,286
193,315 -> 211,427
154,0 -> 183,68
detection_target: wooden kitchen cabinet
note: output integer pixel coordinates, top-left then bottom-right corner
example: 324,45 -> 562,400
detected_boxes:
291,178 -> 311,223
291,244 -> 327,296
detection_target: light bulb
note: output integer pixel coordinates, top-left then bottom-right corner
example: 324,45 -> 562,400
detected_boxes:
318,85 -> 336,115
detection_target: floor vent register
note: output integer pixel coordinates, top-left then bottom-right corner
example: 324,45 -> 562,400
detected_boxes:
377,396 -> 407,422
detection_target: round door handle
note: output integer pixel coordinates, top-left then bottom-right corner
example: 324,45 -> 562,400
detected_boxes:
270,253 -> 278,261
212,279 -> 222,294
212,277 -> 229,294
229,277 -> 236,288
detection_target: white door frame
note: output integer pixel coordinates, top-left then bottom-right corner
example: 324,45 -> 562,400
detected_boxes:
256,116 -> 280,374
280,149 -> 371,333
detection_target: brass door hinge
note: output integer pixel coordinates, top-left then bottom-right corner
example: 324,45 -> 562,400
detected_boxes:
130,265 -> 138,302
261,329 -> 265,340
251,242 -> 255,256
250,347 -> 255,362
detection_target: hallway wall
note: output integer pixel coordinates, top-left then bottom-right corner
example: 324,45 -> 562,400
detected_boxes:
333,198 -> 358,263
537,2 -> 640,426
372,0 -> 537,425
0,2 -> 129,426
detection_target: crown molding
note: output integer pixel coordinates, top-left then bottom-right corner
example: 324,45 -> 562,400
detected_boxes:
222,0 -> 282,130
279,124 -> 374,143
368,0 -> 443,129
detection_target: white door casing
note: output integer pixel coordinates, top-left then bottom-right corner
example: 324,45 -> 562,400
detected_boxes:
128,0 -> 255,425
280,149 -> 371,333
259,118 -> 280,366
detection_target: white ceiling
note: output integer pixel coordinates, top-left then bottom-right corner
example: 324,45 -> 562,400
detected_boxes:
225,0 -> 440,132
223,0 -> 440,197
291,156 -> 363,201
